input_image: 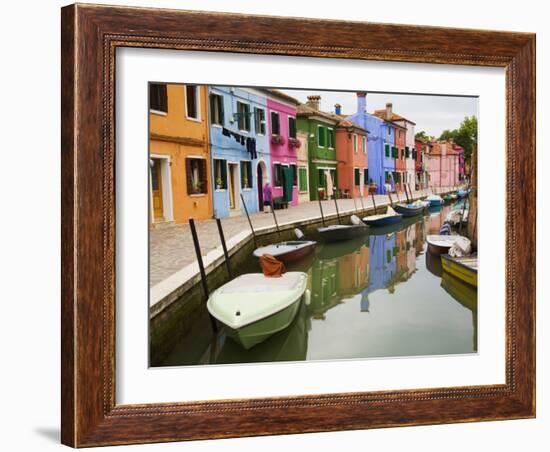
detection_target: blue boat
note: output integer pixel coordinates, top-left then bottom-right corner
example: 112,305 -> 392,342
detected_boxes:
394,202 -> 426,217
362,210 -> 403,227
426,194 -> 444,206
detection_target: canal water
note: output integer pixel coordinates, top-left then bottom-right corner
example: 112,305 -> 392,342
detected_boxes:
157,201 -> 477,367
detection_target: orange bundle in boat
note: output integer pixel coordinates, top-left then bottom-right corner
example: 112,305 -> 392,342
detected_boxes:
259,254 -> 286,277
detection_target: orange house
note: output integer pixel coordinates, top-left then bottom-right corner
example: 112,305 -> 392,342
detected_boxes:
149,83 -> 212,226
335,119 -> 368,199
393,124 -> 407,192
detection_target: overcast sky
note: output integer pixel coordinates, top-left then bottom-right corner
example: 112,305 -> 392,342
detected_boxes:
279,89 -> 478,138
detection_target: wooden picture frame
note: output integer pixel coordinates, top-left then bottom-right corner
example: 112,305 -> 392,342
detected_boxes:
61,3 -> 535,447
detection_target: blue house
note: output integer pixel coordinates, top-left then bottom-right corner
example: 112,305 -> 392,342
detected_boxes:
208,87 -> 270,218
347,92 -> 398,194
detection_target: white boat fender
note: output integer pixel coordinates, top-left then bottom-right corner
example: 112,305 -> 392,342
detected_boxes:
294,228 -> 305,240
350,215 -> 362,225
303,289 -> 311,306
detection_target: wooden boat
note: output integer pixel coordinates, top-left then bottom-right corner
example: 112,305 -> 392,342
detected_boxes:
426,194 -> 444,206
253,240 -> 316,263
426,234 -> 460,255
317,215 -> 368,242
394,201 -> 426,217
362,206 -> 403,227
425,251 -> 443,277
441,254 -> 478,287
207,272 -> 309,349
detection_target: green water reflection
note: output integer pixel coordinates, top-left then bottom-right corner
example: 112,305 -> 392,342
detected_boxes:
159,202 -> 477,366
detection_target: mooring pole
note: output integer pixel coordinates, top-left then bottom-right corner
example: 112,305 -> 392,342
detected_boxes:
371,192 -> 378,215
388,191 -> 394,207
333,192 -> 342,224
408,183 -> 414,201
240,193 -> 257,248
270,199 -> 282,239
353,196 -> 358,212
317,195 -> 326,227
359,194 -> 365,213
189,218 -> 218,333
404,183 -> 410,203
395,186 -> 401,203
215,218 -> 232,279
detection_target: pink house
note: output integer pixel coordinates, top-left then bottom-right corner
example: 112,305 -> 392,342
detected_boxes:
425,141 -> 460,190
266,90 -> 301,206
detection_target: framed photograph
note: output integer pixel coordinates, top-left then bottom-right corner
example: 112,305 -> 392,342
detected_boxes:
61,3 -> 535,447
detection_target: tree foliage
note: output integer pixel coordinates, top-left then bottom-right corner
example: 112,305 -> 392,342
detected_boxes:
438,116 -> 478,163
415,130 -> 432,142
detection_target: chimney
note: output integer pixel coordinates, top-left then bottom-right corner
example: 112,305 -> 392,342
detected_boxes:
356,92 -> 367,114
334,103 -> 342,115
306,95 -> 321,111
385,102 -> 393,121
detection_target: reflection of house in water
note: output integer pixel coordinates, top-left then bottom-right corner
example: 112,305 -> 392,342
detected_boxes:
441,272 -> 478,352
406,225 -> 417,275
338,244 -> 370,296
364,233 -> 397,303
309,258 -> 340,320
415,221 -> 425,256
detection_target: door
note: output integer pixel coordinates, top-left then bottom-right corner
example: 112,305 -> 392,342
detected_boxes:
257,163 -> 263,207
151,158 -> 164,220
228,163 -> 238,210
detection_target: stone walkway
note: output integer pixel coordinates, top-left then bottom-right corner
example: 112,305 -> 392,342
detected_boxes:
150,189 -> 439,286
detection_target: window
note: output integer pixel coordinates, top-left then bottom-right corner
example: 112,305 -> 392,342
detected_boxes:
364,168 -> 369,184
213,159 -> 227,189
290,164 -> 297,186
240,161 -> 252,188
237,101 -> 250,131
388,126 -> 392,136
327,128 -> 334,149
386,249 -> 391,263
274,163 -> 283,187
385,144 -> 390,158
209,93 -> 224,126
318,168 -> 325,188
392,146 -> 398,158
362,136 -> 367,154
186,157 -> 207,195
185,85 -> 200,120
254,107 -> 266,135
353,134 -> 358,153
149,83 -> 167,113
354,168 -> 361,186
288,117 -> 297,139
317,126 -> 326,147
399,130 -> 402,138
298,167 -> 308,192
405,147 -> 410,158
271,111 -> 280,135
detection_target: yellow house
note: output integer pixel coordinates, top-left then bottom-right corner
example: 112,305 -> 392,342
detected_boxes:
149,83 -> 212,225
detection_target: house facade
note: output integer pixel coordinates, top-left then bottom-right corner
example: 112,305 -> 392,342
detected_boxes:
425,140 -> 460,189
414,138 -> 428,190
347,93 -> 386,194
208,86 -> 270,218
297,96 -> 339,200
149,83 -> 212,226
296,129 -> 310,203
266,90 -> 301,206
394,121 -> 407,192
335,117 -> 368,199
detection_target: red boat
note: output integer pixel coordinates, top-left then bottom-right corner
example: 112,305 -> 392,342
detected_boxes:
253,240 -> 317,263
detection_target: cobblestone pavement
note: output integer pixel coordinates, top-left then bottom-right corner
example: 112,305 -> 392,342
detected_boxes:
149,189 -> 436,286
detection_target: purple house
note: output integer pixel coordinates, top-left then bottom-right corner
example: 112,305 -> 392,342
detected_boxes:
266,90 -> 301,206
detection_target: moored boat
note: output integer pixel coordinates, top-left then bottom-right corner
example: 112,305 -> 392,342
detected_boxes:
426,234 -> 460,255
394,201 -> 426,217
362,206 -> 403,227
207,272 -> 309,349
253,240 -> 316,263
441,254 -> 478,287
317,215 -> 368,242
426,194 -> 444,206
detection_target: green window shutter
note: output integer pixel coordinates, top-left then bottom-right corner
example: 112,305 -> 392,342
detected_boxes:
354,169 -> 360,186
385,144 -> 390,157
271,111 -> 280,135
221,160 -> 227,188
299,167 -> 307,191
318,169 -> 325,188
289,117 -> 296,139
386,249 -> 391,263
364,169 -> 369,183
